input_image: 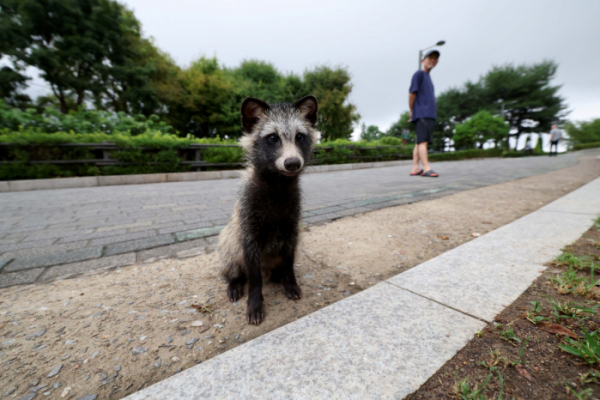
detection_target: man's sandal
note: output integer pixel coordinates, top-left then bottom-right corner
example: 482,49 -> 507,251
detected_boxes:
410,169 -> 424,176
421,170 -> 439,177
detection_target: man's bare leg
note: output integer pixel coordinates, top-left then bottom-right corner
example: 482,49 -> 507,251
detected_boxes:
411,144 -> 421,174
418,142 -> 432,172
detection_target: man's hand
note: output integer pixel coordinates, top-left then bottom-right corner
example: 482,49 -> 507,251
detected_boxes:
409,110 -> 413,122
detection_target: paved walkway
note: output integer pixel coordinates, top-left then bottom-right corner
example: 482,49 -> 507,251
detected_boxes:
0,151 -> 596,287
124,175 -> 600,400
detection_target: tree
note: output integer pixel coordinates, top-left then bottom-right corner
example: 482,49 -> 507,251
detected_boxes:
435,81 -> 485,151
0,66 -> 31,108
231,60 -> 301,103
0,0 -> 170,115
453,110 -> 509,149
163,57 -> 242,138
565,119 -> 600,144
303,66 -> 360,141
481,61 -> 567,149
386,111 -> 413,137
360,123 -> 383,142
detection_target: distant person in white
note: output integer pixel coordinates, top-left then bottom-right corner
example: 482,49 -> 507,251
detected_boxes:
549,125 -> 562,156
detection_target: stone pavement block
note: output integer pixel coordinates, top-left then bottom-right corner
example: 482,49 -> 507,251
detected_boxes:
1,240 -> 90,260
166,171 -> 221,182
302,213 -> 343,225
5,247 -> 103,272
0,181 -> 9,192
89,230 -> 157,247
58,229 -> 129,244
0,258 -> 13,272
0,238 -> 58,254
125,283 -> 484,400
136,238 -> 210,262
174,226 -> 224,242
0,268 -> 45,288
40,253 -> 136,282
98,174 -> 166,186
308,205 -> 347,215
388,206 -> 599,322
158,221 -> 212,235
104,234 -> 175,256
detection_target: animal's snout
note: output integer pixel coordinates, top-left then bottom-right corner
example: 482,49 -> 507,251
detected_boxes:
284,157 -> 302,172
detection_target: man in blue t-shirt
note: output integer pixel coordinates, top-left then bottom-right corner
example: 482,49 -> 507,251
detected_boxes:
408,50 -> 440,178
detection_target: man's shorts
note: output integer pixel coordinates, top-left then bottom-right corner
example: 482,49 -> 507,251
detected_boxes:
414,118 -> 435,145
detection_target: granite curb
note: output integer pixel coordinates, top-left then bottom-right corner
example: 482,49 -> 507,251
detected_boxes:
0,160 -> 413,193
124,176 -> 600,399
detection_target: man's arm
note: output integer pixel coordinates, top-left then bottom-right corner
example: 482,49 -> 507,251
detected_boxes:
408,92 -> 417,121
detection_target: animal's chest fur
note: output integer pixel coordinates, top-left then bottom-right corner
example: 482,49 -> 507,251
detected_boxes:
240,180 -> 301,252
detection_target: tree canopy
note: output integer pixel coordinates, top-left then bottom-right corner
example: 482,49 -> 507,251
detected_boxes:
566,119 -> 600,145
453,110 -> 509,149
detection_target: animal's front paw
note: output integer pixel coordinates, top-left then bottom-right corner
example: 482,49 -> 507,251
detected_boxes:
246,300 -> 265,325
284,283 -> 302,300
227,281 -> 245,302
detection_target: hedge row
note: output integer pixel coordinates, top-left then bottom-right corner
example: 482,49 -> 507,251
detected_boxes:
0,131 -> 415,180
572,142 -> 600,151
0,130 -> 552,181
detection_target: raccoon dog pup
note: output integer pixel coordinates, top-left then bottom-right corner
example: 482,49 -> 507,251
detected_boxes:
218,95 -> 319,325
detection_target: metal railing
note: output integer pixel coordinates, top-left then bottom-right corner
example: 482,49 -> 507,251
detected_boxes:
0,142 -> 412,171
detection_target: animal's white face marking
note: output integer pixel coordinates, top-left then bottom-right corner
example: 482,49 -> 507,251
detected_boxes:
275,139 -> 304,175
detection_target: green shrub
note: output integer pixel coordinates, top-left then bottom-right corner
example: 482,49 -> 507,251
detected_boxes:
573,142 -> 600,151
501,150 -> 546,158
0,100 -> 175,135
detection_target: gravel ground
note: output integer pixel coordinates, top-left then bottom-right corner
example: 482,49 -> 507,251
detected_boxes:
1,154 -> 599,400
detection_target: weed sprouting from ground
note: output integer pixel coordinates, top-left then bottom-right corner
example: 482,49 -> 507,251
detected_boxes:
496,323 -> 521,344
453,368 -> 504,400
549,267 -> 600,298
565,384 -> 593,400
560,329 -> 600,366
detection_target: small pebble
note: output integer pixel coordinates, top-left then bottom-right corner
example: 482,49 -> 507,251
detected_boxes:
53,383 -> 61,389
47,364 -> 62,378
132,347 -> 147,355
114,365 -> 121,372
21,393 -> 36,400
171,356 -> 180,363
154,359 -> 162,369
4,387 -> 17,396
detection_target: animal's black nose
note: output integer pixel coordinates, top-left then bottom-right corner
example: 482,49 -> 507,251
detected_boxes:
284,157 -> 301,172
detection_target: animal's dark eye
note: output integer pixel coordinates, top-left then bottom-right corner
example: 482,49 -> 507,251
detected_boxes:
296,133 -> 305,142
267,134 -> 279,143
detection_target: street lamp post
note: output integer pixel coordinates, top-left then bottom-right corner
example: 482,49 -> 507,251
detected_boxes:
418,40 -> 445,70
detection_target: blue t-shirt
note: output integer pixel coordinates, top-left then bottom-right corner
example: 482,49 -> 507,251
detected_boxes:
409,70 -> 436,120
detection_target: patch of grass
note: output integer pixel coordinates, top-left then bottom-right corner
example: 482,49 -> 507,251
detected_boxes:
511,339 -> 529,366
545,297 -> 596,322
560,329 -> 600,365
581,370 -> 600,384
549,267 -> 599,298
526,301 -> 549,324
565,385 -> 593,400
479,350 -> 510,370
553,253 -> 592,270
454,369 -> 504,400
496,324 -> 521,344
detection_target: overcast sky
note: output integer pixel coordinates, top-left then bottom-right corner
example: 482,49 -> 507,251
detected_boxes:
22,0 -> 600,140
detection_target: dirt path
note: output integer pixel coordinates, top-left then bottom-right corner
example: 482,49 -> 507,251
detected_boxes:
1,155 -> 599,400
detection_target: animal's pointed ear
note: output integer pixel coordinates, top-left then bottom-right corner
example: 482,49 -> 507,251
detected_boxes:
294,95 -> 318,126
241,97 -> 270,133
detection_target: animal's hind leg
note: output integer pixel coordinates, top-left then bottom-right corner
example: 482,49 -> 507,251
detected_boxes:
224,264 -> 247,302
